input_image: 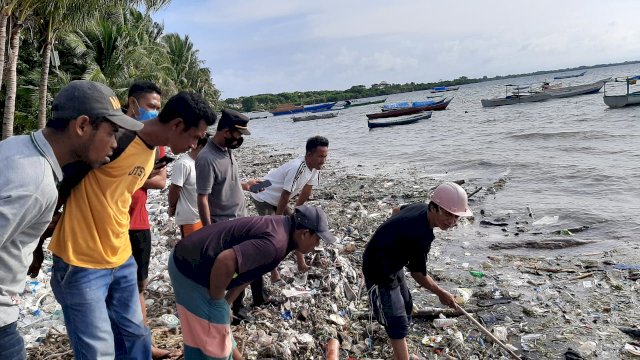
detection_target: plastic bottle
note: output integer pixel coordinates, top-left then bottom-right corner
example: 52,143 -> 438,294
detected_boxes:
433,318 -> 458,328
469,270 -> 485,279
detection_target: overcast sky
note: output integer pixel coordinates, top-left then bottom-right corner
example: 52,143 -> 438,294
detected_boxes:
155,0 -> 640,98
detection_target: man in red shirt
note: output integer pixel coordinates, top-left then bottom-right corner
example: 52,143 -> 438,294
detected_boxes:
125,81 -> 172,359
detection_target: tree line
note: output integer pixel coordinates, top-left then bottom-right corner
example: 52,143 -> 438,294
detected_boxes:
0,0 -> 219,139
224,60 -> 640,112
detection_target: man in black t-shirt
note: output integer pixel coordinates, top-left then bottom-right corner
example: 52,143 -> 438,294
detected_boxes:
362,182 -> 473,360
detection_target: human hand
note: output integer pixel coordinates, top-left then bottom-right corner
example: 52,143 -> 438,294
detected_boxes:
297,261 -> 310,273
27,246 -> 45,278
168,206 -> 176,217
436,288 -> 457,309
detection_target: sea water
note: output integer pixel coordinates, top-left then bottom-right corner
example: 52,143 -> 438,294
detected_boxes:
246,63 -> 640,252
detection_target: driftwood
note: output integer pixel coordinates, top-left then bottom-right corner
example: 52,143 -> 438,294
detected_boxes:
354,306 -> 480,320
489,238 -> 596,250
524,266 -> 577,273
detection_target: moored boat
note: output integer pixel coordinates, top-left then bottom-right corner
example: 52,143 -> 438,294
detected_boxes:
367,112 -> 432,128
345,98 -> 387,107
553,70 -> 586,80
270,104 -> 304,116
292,112 -> 338,122
430,86 -> 460,93
603,76 -> 640,108
303,102 -> 337,113
367,98 -> 452,119
481,79 -> 607,108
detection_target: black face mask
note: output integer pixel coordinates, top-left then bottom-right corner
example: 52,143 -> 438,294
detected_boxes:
224,135 -> 243,149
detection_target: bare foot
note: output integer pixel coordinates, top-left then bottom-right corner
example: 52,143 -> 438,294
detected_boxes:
270,269 -> 281,283
152,346 -> 181,359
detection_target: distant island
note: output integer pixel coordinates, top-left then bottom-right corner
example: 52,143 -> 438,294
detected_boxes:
222,60 -> 640,112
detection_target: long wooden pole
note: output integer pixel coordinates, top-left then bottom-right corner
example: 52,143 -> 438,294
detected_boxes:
455,305 -> 522,360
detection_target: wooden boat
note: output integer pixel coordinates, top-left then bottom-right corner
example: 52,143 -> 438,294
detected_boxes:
382,98 -> 442,111
303,102 -> 337,113
481,90 -> 552,107
539,79 -> 607,98
481,79 -> 606,107
345,98 -> 387,107
430,86 -> 459,93
368,112 -> 432,128
553,70 -> 586,80
292,112 -> 338,122
603,76 -> 640,108
366,98 -> 452,119
270,104 -> 304,116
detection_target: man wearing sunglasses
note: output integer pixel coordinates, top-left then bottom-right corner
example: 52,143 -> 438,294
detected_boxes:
362,182 -> 473,360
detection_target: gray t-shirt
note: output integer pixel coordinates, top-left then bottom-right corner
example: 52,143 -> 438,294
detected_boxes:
195,140 -> 247,222
0,130 -> 63,327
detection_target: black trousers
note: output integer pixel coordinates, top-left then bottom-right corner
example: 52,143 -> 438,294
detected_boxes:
232,275 -> 267,313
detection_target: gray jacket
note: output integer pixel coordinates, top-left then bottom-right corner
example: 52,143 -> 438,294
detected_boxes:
0,130 -> 62,327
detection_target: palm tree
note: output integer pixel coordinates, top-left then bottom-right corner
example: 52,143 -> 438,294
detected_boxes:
34,0 -> 172,129
162,33 -> 219,106
33,0 -> 107,129
2,0 -> 38,139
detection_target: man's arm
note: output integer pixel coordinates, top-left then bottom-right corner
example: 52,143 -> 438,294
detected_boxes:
225,283 -> 249,305
275,190 -> 292,215
294,184 -> 313,207
143,167 -> 167,190
209,249 -> 238,299
295,251 -> 309,272
410,271 -> 456,308
167,184 -> 181,217
197,194 -> 211,226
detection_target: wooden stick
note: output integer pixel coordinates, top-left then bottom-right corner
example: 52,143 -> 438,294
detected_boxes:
455,305 -> 521,360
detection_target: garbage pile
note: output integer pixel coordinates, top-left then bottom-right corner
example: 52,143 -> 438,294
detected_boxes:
24,142 -> 640,359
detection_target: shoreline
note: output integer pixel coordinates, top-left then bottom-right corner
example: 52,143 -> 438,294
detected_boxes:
25,139 -> 640,359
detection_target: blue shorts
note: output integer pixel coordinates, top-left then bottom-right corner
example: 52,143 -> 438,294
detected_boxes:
366,272 -> 413,339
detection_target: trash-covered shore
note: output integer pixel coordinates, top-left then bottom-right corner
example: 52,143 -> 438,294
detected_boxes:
24,139 -> 640,359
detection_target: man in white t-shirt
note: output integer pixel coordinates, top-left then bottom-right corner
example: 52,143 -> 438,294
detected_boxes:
251,135 -> 329,216
168,135 -> 210,239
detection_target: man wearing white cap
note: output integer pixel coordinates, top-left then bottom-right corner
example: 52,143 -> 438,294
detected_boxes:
362,182 -> 473,360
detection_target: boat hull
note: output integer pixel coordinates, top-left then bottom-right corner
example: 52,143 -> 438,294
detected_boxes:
481,80 -> 606,107
541,80 -> 605,98
366,98 -> 452,119
347,98 -> 387,107
604,93 -> 640,108
292,112 -> 338,122
481,93 -> 552,107
368,112 -> 432,128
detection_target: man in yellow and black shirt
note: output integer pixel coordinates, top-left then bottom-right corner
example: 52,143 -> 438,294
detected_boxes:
48,92 -> 216,359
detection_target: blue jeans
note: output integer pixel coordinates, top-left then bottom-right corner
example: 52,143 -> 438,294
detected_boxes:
0,321 -> 26,359
51,256 -> 151,359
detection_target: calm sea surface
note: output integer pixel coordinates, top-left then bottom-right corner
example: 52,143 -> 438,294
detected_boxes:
244,64 -> 640,250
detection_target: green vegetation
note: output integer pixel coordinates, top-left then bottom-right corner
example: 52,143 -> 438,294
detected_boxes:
0,0 -> 219,138
224,60 -> 640,112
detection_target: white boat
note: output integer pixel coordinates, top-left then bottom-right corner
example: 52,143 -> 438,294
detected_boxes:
603,76 -> 640,108
481,86 -> 553,107
538,79 -> 608,98
481,79 -> 607,108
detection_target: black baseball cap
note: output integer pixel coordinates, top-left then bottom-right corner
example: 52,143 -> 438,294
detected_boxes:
294,205 -> 337,244
51,80 -> 143,131
217,109 -> 251,135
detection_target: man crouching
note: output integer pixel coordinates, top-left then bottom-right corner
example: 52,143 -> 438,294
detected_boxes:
168,205 -> 336,360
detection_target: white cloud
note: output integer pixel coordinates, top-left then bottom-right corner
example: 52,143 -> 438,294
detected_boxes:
155,0 -> 640,98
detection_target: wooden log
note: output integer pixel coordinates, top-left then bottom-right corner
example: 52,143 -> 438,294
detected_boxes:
490,238 -> 596,250
354,306 -> 481,319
